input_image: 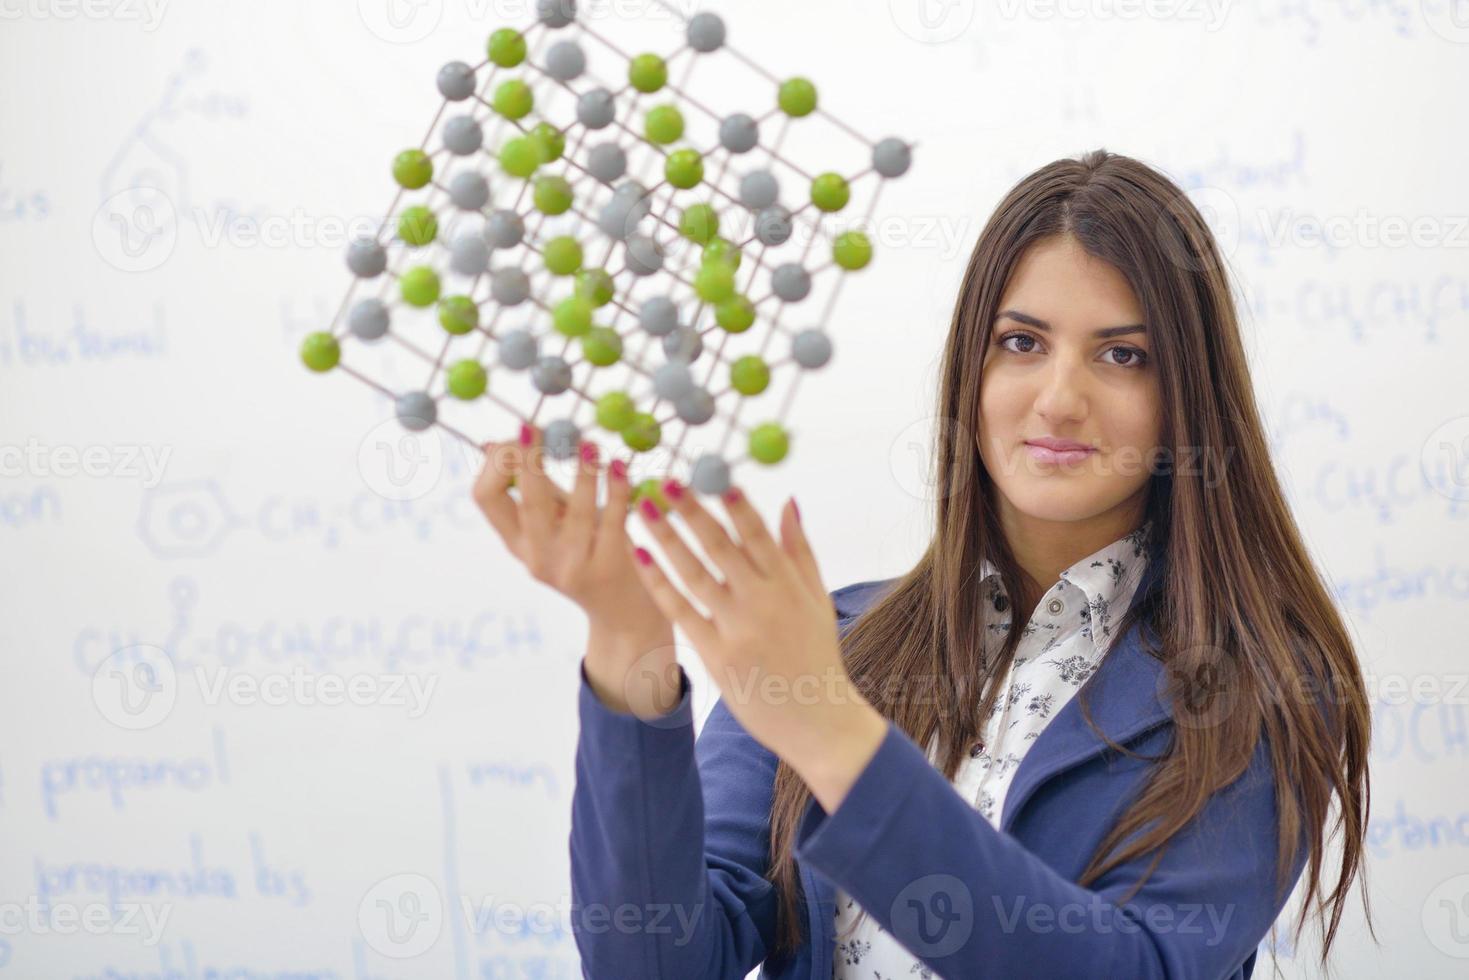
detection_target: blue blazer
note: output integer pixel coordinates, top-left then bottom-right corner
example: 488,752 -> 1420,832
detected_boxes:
569,565 -> 1310,979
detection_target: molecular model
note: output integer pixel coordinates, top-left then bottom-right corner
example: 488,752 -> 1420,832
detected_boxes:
299,0 -> 912,497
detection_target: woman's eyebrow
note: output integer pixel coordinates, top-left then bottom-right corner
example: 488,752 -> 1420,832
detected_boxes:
996,309 -> 1147,339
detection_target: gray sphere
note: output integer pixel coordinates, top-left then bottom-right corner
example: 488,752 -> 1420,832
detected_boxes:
771,263 -> 811,301
662,325 -> 702,363
437,61 -> 476,101
450,233 -> 490,276
792,328 -> 833,368
687,12 -> 726,52
348,298 -> 390,340
755,205 -> 793,246
739,170 -> 779,209
536,0 -> 575,28
873,137 -> 912,178
544,39 -> 586,81
652,361 -> 694,401
586,142 -> 627,184
346,237 -> 387,278
719,113 -> 758,153
543,418 -> 581,459
675,387 -> 715,425
485,209 -> 524,249
625,234 -> 664,276
498,329 -> 538,370
443,115 -> 483,155
449,171 -> 489,210
531,355 -> 573,395
690,454 -> 731,494
577,88 -> 616,129
597,197 -> 644,240
490,267 -> 530,305
396,391 -> 436,432
639,296 -> 678,336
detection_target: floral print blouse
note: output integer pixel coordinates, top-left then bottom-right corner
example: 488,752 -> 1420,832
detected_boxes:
831,520 -> 1154,978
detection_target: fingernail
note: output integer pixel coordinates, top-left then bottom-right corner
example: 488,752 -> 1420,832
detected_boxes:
661,478 -> 684,501
634,546 -> 652,566
723,487 -> 741,504
579,441 -> 599,465
791,497 -> 800,523
639,498 -> 661,522
519,422 -> 533,446
609,459 -> 627,482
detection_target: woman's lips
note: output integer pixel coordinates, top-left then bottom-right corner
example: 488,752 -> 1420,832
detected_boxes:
1024,442 -> 1097,466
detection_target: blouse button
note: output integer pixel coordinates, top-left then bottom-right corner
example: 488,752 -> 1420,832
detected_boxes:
993,594 -> 1009,612
1046,597 -> 1064,616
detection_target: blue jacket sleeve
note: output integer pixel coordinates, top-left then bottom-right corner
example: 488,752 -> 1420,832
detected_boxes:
568,656 -> 780,979
794,717 -> 1309,979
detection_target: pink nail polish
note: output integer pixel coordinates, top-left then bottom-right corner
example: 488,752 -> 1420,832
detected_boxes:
634,546 -> 652,566
723,487 -> 741,504
579,442 -> 599,465
609,459 -> 627,482
661,478 -> 684,501
791,497 -> 800,523
639,498 -> 661,521
519,423 -> 533,447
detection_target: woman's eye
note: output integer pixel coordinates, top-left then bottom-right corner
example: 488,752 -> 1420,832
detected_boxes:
1106,345 -> 1148,368
999,332 -> 1038,354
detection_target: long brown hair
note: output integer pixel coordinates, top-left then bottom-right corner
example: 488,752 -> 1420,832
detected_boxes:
763,149 -> 1374,972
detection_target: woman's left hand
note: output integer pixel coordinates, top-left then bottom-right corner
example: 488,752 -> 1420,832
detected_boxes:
627,479 -> 889,806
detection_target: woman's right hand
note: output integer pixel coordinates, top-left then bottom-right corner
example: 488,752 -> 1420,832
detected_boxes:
471,422 -> 682,718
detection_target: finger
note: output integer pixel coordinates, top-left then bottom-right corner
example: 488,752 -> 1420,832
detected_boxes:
779,496 -> 827,600
472,440 -> 523,550
591,455 -> 633,563
561,439 -> 600,559
634,489 -> 734,616
658,478 -> 761,589
712,484 -> 782,577
515,422 -> 557,544
629,539 -> 718,651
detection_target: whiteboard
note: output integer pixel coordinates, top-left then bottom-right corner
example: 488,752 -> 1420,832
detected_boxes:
2,0 -> 1466,976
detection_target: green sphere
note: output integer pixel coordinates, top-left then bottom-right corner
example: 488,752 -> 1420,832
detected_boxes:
534,175 -> 574,215
749,422 -> 790,464
833,230 -> 873,270
300,331 -> 340,373
529,122 -> 565,163
438,295 -> 478,334
582,326 -> 623,367
778,77 -> 818,117
694,260 -> 736,304
622,412 -> 661,452
397,205 -> 438,246
680,203 -> 719,244
552,295 -> 593,337
630,478 -> 669,513
446,359 -> 488,400
596,391 -> 636,431
401,266 -> 441,307
543,236 -> 583,275
499,137 -> 541,178
392,149 -> 433,190
715,295 -> 756,334
487,28 -> 527,67
493,79 -> 534,120
665,149 -> 704,189
730,355 -> 770,395
702,237 -> 742,270
645,104 -> 684,144
628,53 -> 667,93
575,268 -> 615,306
811,172 -> 850,213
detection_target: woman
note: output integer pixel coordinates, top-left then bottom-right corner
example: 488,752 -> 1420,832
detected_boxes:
472,149 -> 1374,978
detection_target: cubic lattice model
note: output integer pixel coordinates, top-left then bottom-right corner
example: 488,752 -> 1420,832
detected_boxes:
300,0 -> 912,497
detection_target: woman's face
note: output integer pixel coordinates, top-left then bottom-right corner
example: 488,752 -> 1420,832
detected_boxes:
977,235 -> 1161,529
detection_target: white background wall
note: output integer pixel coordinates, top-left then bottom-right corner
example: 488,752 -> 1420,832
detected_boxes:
2,0 -> 1467,976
